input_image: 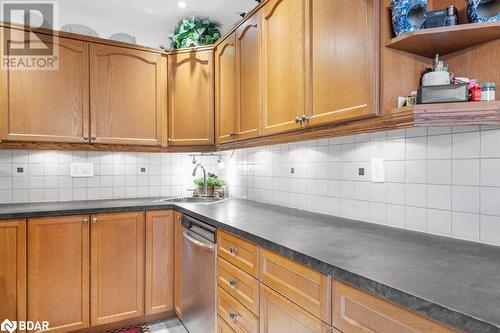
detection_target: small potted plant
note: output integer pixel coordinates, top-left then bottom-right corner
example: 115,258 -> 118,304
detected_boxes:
193,177 -> 205,196
211,177 -> 226,197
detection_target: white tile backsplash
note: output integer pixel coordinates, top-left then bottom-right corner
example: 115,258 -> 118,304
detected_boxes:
226,126 -> 500,247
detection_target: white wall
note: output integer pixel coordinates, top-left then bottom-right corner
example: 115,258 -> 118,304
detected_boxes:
225,126 -> 500,247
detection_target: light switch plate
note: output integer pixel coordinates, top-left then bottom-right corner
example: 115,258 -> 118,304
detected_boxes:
70,163 -> 94,178
371,159 -> 385,183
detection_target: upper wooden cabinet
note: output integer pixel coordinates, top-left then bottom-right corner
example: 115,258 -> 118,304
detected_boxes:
168,50 -> 215,146
236,12 -> 262,141
27,216 -> 90,333
145,210 -> 174,315
215,33 -> 237,144
90,43 -> 164,146
0,29 -> 89,143
90,212 -> 145,325
0,220 -> 26,331
308,0 -> 379,126
261,0 -> 308,135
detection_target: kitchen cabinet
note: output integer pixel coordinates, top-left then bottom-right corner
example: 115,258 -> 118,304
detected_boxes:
259,248 -> 331,323
217,286 -> 259,333
27,216 -> 89,333
0,220 -> 26,331
215,33 -> 237,144
308,0 -> 379,127
260,285 -> 331,333
217,257 -> 260,316
218,316 -> 237,333
145,211 -> 174,315
90,212 -> 145,325
173,211 -> 183,318
261,0 -> 308,135
168,49 -> 215,146
332,280 -> 459,333
217,230 -> 259,277
235,11 -> 262,141
0,29 -> 89,143
90,43 -> 164,146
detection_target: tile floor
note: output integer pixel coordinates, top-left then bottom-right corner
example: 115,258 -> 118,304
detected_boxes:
149,318 -> 188,333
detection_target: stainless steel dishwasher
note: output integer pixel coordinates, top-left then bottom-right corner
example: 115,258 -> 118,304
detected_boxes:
181,214 -> 216,333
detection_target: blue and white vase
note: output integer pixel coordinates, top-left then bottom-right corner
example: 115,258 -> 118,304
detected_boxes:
390,0 -> 427,37
467,0 -> 500,23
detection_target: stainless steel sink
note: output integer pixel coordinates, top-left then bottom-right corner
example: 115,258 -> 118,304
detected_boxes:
153,196 -> 229,204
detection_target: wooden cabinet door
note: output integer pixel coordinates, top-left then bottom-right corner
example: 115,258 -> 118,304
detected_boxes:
27,216 -> 89,333
308,0 -> 379,127
90,44 -> 163,146
90,212 -> 145,325
0,220 -> 26,331
260,286 -> 331,333
173,211 -> 183,318
261,0 -> 308,135
332,281 -> 458,333
168,50 -> 215,146
145,210 -> 174,315
236,12 -> 262,141
215,33 -> 237,144
0,29 -> 89,143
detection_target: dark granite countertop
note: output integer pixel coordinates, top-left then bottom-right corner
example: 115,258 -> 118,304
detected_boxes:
0,198 -> 499,333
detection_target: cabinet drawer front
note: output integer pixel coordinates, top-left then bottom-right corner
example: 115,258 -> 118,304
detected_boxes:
217,287 -> 259,333
218,257 -> 259,316
259,248 -> 331,324
260,285 -> 331,333
218,230 -> 258,277
332,281 -> 459,333
218,316 -> 237,333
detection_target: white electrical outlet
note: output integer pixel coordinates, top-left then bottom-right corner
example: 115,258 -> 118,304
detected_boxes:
70,163 -> 94,178
371,159 -> 385,183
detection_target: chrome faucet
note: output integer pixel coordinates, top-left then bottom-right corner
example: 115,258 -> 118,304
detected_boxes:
192,163 -> 207,196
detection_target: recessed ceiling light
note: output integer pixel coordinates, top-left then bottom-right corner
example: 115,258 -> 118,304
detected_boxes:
177,1 -> 187,8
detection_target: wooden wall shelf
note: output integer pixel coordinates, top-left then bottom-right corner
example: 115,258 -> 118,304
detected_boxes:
387,22 -> 500,58
411,101 -> 500,126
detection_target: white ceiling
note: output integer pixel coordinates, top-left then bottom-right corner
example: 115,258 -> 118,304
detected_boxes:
35,0 -> 258,48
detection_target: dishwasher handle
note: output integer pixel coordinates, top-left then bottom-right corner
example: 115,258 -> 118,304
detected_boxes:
183,230 -> 216,251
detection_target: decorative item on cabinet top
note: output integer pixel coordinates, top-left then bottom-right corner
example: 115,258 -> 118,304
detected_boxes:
467,0 -> 500,23
390,0 -> 428,36
167,16 -> 221,50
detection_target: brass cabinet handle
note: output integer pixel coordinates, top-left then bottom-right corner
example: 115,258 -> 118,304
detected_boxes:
229,247 -> 239,255
83,218 -> 89,224
229,312 -> 238,321
301,115 -> 309,122
92,217 -> 98,224
91,136 -> 97,141
177,215 -> 181,220
295,116 -> 302,123
229,279 -> 238,288
83,136 -> 89,142
230,131 -> 238,137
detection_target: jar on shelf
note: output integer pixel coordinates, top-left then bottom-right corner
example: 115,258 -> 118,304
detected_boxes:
481,83 -> 496,102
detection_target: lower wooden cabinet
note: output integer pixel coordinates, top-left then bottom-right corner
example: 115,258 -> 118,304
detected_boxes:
145,211 -> 174,315
0,220 -> 26,331
90,212 -> 145,326
27,216 -> 90,333
332,281 -> 459,333
260,285 -> 331,333
173,211 -> 183,318
217,286 -> 259,333
218,316 -> 237,333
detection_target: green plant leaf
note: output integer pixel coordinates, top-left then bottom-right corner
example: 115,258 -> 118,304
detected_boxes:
168,16 -> 221,49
